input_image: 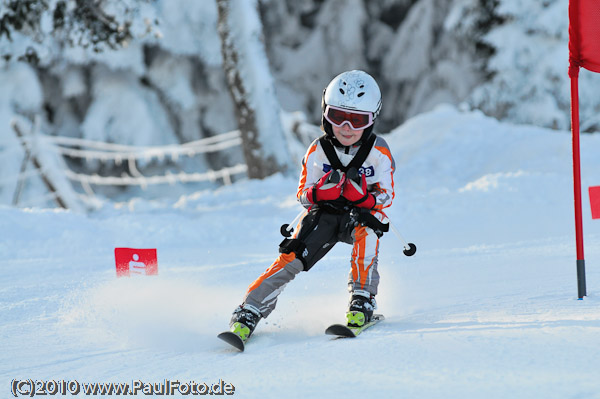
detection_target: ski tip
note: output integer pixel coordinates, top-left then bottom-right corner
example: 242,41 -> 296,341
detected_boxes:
218,331 -> 245,352
325,324 -> 356,338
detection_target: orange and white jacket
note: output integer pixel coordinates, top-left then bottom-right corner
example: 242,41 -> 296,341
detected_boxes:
297,135 -> 395,214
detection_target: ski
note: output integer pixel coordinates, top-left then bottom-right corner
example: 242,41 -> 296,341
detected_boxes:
217,331 -> 246,351
325,314 -> 384,338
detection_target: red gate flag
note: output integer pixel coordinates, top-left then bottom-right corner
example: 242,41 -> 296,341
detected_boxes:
589,186 -> 600,219
568,0 -> 600,299
114,248 -> 158,277
569,0 -> 600,76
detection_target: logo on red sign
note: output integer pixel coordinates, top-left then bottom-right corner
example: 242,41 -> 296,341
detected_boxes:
114,248 -> 158,277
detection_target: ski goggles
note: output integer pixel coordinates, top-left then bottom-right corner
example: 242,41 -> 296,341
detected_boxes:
324,105 -> 374,130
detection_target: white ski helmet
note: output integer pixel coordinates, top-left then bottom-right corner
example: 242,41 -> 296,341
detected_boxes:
321,70 -> 382,145
323,70 -> 382,118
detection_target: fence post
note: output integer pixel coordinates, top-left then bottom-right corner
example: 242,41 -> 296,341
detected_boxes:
11,121 -> 69,209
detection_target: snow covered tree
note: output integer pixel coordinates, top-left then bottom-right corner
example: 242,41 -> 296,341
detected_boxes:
468,0 -> 600,132
216,0 -> 289,179
0,0 -> 158,63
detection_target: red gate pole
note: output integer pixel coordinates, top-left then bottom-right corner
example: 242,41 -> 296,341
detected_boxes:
570,73 -> 587,299
569,0 -> 588,299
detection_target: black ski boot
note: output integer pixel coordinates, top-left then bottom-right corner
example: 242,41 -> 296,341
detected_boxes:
346,290 -> 376,327
229,304 -> 262,341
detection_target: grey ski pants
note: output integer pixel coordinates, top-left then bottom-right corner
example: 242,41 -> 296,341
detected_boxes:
243,209 -> 380,317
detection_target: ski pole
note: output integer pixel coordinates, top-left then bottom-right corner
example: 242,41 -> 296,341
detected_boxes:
388,219 -> 417,256
280,208 -> 307,237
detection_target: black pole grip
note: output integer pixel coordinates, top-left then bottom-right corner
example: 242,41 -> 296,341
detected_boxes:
328,169 -> 341,184
346,167 -> 359,183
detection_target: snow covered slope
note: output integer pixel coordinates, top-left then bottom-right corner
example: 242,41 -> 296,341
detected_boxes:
2,106 -> 600,398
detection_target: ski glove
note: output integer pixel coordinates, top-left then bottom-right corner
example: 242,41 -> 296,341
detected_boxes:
342,172 -> 376,209
307,169 -> 346,203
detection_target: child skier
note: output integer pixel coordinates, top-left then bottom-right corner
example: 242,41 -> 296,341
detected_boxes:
227,70 -> 395,342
